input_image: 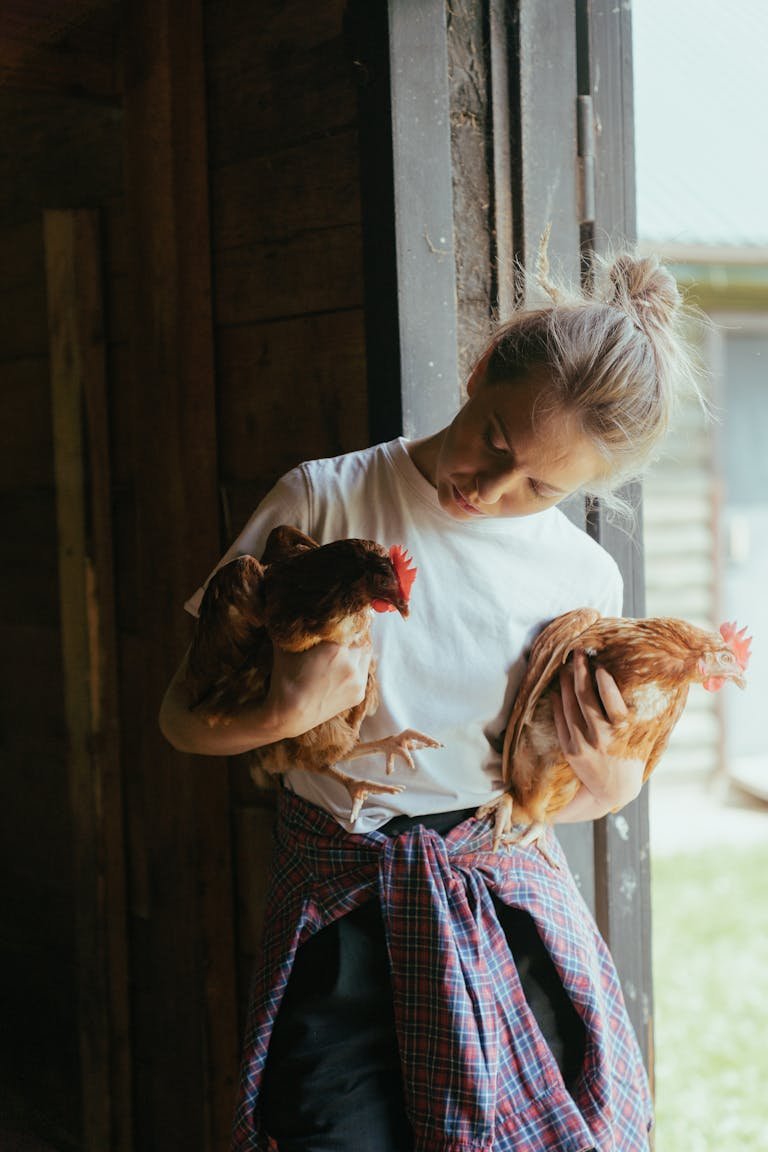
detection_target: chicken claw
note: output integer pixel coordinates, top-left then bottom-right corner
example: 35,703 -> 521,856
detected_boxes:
508,822 -> 559,869
476,795 -> 559,868
327,766 -> 406,823
476,793 -> 515,851
342,729 -> 443,775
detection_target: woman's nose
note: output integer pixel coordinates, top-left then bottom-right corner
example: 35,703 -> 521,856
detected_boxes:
476,467 -> 515,505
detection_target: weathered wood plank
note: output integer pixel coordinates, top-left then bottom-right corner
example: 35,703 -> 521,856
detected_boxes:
0,94 -> 122,224
204,0 -> 355,166
214,226 -> 364,327
488,0 -> 517,323
388,0 -> 460,435
44,207 -> 131,1152
0,215 -> 44,285
233,804 -> 278,1014
0,487 -> 60,628
211,130 -> 361,250
0,623 -> 66,753
0,278 -> 49,360
0,4 -> 120,100
510,0 -> 597,902
447,0 -> 494,383
216,311 -> 368,487
121,0 -> 238,1142
345,0 -> 402,443
516,0 -> 581,290
0,357 -> 54,490
577,0 -> 653,1068
0,42 -> 117,100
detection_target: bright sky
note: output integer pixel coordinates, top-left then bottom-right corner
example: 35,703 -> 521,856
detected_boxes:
632,0 -> 768,245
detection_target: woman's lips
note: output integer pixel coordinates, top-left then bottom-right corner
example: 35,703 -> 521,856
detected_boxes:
452,485 -> 484,516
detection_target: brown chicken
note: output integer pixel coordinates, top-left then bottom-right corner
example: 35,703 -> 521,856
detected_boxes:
479,609 -> 752,860
186,524 -> 440,819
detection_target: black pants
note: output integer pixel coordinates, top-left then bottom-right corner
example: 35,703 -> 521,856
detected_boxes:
260,810 -> 586,1152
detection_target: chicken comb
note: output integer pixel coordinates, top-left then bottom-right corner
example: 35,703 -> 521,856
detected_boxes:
719,621 -> 752,670
390,545 -> 417,602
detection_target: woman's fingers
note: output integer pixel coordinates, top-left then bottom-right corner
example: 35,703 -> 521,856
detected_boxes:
594,664 -> 629,724
551,688 -> 570,751
558,652 -> 627,750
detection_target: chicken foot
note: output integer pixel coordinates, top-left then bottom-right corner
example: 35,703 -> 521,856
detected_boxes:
326,765 -> 406,823
476,794 -> 559,868
342,728 -> 443,775
331,729 -> 443,821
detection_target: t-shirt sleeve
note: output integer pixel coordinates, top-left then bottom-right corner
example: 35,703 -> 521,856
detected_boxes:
596,555 -> 624,617
183,467 -> 311,617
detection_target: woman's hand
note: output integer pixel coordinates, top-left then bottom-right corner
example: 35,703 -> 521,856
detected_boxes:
159,639 -> 372,756
552,650 -> 644,818
267,639 -> 373,738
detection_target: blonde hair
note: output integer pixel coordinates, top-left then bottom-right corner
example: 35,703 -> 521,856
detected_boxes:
477,243 -> 706,514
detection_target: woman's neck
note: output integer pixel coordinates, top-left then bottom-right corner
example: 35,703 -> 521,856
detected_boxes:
405,430 -> 445,488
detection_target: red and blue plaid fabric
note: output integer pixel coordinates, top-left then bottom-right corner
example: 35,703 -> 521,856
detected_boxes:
231,790 -> 653,1152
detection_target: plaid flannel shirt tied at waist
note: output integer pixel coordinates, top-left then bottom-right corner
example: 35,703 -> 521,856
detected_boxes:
231,789 -> 653,1152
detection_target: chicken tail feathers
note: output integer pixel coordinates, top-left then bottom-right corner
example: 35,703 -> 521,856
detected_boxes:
187,555 -> 267,689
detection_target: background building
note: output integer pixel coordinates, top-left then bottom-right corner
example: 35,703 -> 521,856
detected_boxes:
635,0 -> 768,798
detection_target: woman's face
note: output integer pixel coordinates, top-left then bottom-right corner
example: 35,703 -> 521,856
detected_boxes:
429,372 -> 606,520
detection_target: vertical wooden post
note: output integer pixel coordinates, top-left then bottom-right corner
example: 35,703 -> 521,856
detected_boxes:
44,208 -> 132,1152
388,0 -> 460,434
509,0 -> 598,907
350,0 -> 460,437
488,0 -> 517,322
516,0 -> 582,291
577,0 -> 654,1070
121,0 -> 238,1145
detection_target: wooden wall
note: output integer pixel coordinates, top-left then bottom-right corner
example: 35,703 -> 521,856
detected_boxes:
202,0 -> 373,1036
0,57 -> 123,1147
0,1 -> 650,1148
1,0 -> 373,1147
206,0 -> 370,531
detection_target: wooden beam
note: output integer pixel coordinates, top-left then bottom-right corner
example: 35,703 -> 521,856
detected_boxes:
0,45 -> 119,100
488,0 -> 516,322
0,3 -> 121,100
509,0 -> 599,907
516,0 -> 581,292
121,0 -> 238,1144
44,207 -> 131,1152
349,0 -> 461,438
388,0 -> 460,434
577,0 -> 654,1069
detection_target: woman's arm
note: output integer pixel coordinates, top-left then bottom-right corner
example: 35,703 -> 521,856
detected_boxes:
551,650 -> 645,823
158,639 -> 373,757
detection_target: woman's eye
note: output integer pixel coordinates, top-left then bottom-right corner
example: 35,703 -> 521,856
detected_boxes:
482,427 -> 507,455
528,478 -> 547,498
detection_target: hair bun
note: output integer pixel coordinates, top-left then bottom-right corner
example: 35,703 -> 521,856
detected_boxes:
607,253 -> 681,331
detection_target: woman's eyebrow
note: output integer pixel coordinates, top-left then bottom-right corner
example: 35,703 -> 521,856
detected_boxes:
492,411 -> 567,495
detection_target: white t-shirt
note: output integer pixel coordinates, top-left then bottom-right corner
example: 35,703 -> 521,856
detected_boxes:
185,438 -> 623,832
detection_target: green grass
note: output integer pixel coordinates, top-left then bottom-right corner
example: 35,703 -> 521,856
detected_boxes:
651,844 -> 768,1151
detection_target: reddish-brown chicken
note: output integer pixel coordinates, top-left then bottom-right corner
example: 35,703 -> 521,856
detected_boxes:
186,524 -> 439,819
479,609 -> 752,859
